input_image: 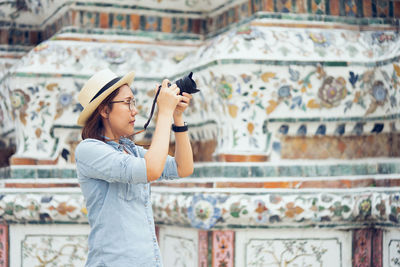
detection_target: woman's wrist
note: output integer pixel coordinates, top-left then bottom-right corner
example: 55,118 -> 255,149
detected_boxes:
173,115 -> 184,126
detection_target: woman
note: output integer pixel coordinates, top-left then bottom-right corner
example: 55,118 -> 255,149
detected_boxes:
75,69 -> 194,267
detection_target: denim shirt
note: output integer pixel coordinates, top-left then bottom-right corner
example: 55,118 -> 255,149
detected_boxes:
75,138 -> 179,267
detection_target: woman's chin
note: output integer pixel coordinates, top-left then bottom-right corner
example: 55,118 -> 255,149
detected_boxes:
127,127 -> 135,136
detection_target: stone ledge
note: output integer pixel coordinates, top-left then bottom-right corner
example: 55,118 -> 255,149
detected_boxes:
4,159 -> 400,179
153,187 -> 400,229
0,188 -> 399,230
153,176 -> 400,189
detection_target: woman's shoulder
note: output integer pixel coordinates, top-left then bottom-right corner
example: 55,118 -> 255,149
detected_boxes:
77,138 -> 106,147
75,138 -> 108,157
80,138 -> 105,143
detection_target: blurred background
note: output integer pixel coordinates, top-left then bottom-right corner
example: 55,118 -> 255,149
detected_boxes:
0,0 -> 400,266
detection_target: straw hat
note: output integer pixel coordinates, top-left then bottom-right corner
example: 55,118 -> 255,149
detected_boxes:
77,69 -> 135,126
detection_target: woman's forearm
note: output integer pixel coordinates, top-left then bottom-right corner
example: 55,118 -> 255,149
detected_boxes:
144,112 -> 172,181
174,116 -> 194,177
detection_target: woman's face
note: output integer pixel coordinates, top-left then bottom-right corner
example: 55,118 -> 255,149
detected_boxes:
103,84 -> 138,139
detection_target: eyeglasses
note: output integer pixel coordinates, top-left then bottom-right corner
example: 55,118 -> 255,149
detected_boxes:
110,98 -> 137,111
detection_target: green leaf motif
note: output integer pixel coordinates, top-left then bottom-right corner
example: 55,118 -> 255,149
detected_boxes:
230,211 -> 240,218
342,205 -> 350,213
256,102 -> 264,110
230,202 -> 244,218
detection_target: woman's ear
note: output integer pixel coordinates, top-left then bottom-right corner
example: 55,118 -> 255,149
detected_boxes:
99,105 -> 110,119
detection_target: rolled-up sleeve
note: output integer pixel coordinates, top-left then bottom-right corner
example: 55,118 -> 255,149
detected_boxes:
136,145 -> 179,181
75,139 -> 148,184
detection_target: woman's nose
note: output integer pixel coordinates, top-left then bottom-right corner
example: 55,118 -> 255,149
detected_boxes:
131,105 -> 138,115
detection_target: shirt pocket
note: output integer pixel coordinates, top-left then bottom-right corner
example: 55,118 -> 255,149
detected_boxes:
118,183 -> 142,201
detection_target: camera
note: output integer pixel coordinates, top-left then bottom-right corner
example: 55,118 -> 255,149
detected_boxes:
175,72 -> 200,95
162,72 -> 200,95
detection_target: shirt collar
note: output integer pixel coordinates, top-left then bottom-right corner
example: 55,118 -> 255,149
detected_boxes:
102,136 -> 134,147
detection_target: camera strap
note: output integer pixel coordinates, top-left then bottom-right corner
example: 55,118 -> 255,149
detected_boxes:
129,85 -> 161,136
143,85 -> 161,130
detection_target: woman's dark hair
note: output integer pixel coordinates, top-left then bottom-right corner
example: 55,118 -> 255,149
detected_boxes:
81,88 -> 120,141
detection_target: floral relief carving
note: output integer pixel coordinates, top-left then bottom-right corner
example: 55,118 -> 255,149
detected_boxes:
318,76 -> 347,108
246,239 -> 331,267
10,89 -> 30,125
22,235 -> 88,266
153,191 -> 400,229
3,22 -> 400,159
390,241 -> 400,266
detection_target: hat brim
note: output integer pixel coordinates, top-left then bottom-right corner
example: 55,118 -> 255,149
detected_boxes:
77,71 -> 135,126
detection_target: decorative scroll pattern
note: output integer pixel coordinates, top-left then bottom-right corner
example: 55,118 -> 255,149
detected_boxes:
0,192 -> 87,223
1,190 -> 400,229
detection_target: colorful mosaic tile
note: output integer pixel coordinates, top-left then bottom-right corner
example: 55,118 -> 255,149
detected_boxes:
373,229 -> 383,267
264,0 -> 274,12
212,231 -> 234,267
14,20 -> 398,161
363,0 -> 373,17
353,229 -> 383,267
0,224 -> 7,267
276,0 -> 293,13
377,0 -> 390,18
1,0 -> 400,47
252,0 -> 264,13
310,0 -> 326,15
343,0 -> 358,16
353,229 -> 372,266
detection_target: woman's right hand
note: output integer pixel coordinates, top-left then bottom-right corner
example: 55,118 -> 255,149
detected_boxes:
156,79 -> 182,116
145,79 -> 183,181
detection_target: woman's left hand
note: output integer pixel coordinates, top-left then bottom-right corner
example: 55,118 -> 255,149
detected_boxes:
173,92 -> 192,119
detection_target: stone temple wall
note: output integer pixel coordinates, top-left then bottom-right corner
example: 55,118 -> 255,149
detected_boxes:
0,0 -> 400,266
